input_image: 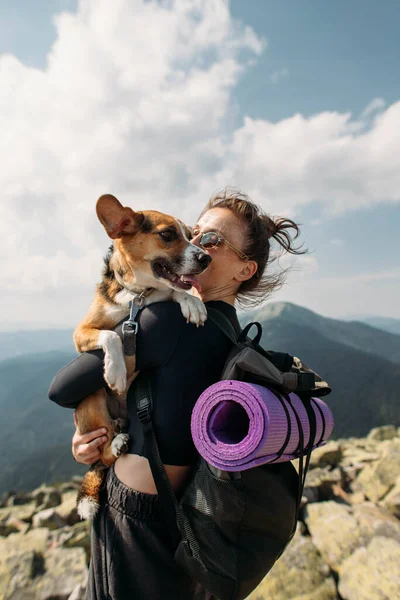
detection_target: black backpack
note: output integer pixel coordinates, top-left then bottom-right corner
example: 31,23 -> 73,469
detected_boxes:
135,307 -> 332,600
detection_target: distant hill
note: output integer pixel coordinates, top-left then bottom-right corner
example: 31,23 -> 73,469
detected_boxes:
0,329 -> 74,362
240,302 -> 400,365
357,316 -> 400,336
253,318 -> 400,441
0,351 -> 85,495
1,301 -> 399,495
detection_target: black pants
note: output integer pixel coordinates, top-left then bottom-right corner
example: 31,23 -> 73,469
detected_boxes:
86,466 -> 212,600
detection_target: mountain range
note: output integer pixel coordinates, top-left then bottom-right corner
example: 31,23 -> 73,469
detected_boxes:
1,301 -> 399,495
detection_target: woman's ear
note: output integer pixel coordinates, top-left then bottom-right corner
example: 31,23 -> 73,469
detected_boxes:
235,260 -> 258,282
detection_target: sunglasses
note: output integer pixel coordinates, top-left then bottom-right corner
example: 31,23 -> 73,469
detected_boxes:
192,229 -> 249,261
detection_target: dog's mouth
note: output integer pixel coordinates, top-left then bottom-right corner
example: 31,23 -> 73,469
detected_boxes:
152,259 -> 202,292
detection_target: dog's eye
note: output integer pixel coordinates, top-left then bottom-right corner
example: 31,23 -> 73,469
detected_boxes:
159,229 -> 177,242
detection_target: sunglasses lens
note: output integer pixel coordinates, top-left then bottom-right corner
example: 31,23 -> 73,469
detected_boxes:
200,232 -> 219,249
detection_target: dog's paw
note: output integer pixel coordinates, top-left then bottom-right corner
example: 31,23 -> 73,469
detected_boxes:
174,292 -> 207,326
104,361 -> 127,394
100,332 -> 127,394
111,433 -> 130,457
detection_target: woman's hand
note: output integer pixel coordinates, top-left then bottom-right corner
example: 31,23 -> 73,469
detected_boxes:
72,412 -> 108,465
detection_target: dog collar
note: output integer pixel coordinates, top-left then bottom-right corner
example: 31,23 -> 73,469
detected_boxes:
114,271 -> 154,303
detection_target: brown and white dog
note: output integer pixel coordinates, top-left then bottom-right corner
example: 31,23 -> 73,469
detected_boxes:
74,194 -> 210,518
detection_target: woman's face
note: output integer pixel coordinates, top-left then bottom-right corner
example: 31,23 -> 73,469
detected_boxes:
190,207 -> 255,302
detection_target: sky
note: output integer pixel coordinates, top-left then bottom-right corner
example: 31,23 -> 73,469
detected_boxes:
1,0 -> 399,330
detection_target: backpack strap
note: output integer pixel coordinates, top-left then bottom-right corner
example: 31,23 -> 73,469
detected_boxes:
207,307 -> 239,345
135,371 -> 205,561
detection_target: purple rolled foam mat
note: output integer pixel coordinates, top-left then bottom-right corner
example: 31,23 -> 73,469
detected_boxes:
191,380 -> 334,471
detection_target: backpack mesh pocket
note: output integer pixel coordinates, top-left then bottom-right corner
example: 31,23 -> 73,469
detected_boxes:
179,459 -> 245,580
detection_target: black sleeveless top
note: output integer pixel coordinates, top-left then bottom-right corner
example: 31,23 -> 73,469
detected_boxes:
127,300 -> 240,465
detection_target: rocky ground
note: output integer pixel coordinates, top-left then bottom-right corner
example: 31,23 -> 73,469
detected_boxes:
1,425 -> 400,600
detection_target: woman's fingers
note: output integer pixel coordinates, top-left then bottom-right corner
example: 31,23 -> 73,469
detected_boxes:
72,424 -> 109,464
82,450 -> 102,464
75,428 -> 108,446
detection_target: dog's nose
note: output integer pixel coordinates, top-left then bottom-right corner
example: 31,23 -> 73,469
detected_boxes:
196,252 -> 212,268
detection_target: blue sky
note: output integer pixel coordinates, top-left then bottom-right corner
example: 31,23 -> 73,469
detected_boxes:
0,0 -> 399,328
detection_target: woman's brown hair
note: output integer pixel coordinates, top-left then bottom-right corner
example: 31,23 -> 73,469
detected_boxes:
199,188 -> 307,309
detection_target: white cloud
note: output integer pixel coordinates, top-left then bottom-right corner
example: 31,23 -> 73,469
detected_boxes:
270,67 -> 289,84
0,0 -> 400,327
360,97 -> 386,119
330,239 -> 345,247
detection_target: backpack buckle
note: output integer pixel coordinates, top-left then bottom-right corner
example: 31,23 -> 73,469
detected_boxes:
137,396 -> 151,423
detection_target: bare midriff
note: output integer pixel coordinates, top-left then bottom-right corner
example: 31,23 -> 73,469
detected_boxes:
114,453 -> 192,495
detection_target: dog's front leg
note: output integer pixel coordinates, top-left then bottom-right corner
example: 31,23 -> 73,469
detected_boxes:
171,291 -> 207,327
75,324 -> 128,395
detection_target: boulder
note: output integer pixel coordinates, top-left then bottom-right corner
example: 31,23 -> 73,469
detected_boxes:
304,500 -> 400,571
56,491 -> 80,526
338,536 -> 400,600
356,438 -> 400,502
68,583 -> 87,600
0,516 -> 30,536
367,425 -> 398,441
63,521 -> 91,562
33,547 -> 88,600
309,441 -> 343,469
0,527 -> 49,558
303,466 -> 344,503
380,476 -> 400,518
0,550 -> 36,599
0,501 -> 37,524
247,528 -> 337,600
5,492 -> 33,507
32,486 -> 62,510
49,521 -> 91,563
32,508 -> 66,531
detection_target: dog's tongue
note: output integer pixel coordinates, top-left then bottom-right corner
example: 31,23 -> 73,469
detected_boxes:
180,274 -> 201,292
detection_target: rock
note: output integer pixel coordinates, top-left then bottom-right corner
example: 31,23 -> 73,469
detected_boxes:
352,502 -> 400,544
0,550 -> 36,599
356,438 -> 400,502
338,536 -> 400,600
0,527 -> 49,558
0,501 -> 37,524
32,508 -> 66,531
5,492 -> 33,507
49,520 -> 91,563
380,476 -> 400,518
71,476 -> 84,485
303,466 -> 344,503
247,528 -> 337,600
309,441 -> 343,469
0,491 -> 16,509
32,486 -> 62,510
0,516 -> 30,536
304,500 -> 400,571
57,491 -> 80,526
63,521 -> 91,562
67,583 -> 86,600
33,547 -> 88,600
367,425 -> 398,441
59,481 -> 80,493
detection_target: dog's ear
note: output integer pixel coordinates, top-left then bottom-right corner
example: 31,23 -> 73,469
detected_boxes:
96,194 -> 144,239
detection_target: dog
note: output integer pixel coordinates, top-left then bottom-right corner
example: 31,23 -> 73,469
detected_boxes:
73,194 -> 210,518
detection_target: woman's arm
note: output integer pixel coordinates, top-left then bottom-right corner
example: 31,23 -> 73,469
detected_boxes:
48,321 -> 124,409
48,303 -> 183,409
48,347 -> 107,409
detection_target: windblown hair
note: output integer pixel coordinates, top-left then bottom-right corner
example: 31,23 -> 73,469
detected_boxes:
199,188 -> 307,309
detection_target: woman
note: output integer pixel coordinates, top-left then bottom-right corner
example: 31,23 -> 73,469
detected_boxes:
49,188 -> 305,599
